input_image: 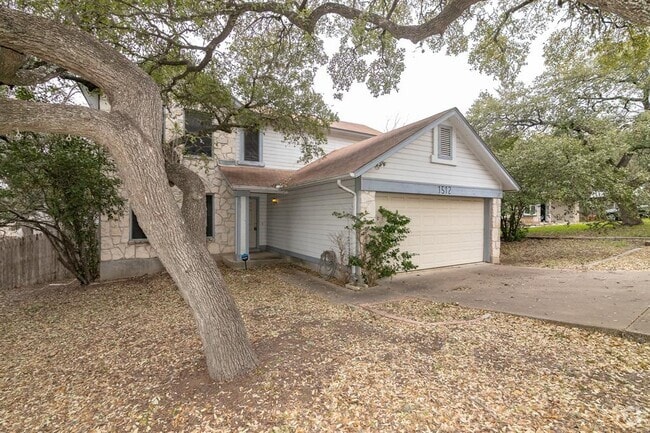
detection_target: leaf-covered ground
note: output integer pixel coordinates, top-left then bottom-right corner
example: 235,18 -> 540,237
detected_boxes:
501,238 -> 650,270
1,267 -> 648,432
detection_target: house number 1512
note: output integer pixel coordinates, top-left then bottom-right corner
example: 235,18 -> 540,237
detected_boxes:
437,185 -> 452,195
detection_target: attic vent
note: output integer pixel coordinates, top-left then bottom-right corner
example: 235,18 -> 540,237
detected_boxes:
438,126 -> 453,160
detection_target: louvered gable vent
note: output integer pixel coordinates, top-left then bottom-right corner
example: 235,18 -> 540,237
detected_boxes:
438,125 -> 453,159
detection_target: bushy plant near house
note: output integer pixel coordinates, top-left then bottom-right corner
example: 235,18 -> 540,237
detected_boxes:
333,207 -> 417,286
500,206 -> 529,242
0,133 -> 124,284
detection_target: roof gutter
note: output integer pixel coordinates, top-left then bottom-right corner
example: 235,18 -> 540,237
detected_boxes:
283,173 -> 358,191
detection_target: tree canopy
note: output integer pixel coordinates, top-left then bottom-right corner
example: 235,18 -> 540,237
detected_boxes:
3,1 -> 648,142
469,26 -> 650,230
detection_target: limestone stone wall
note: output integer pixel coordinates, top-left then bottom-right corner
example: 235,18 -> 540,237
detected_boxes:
358,191 -> 376,216
490,198 -> 501,264
100,107 -> 237,265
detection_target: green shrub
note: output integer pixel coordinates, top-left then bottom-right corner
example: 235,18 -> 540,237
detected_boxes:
333,207 -> 417,286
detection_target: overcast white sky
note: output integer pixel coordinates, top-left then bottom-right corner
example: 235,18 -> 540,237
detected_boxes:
314,39 -> 546,132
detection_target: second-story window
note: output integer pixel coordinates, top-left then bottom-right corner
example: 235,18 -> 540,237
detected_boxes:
243,129 -> 262,163
184,110 -> 213,157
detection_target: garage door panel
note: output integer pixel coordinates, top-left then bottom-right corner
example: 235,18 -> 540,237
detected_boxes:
376,193 -> 485,269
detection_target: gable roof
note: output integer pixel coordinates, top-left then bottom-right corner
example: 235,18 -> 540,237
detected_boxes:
284,110 -> 452,188
330,121 -> 381,137
284,108 -> 519,191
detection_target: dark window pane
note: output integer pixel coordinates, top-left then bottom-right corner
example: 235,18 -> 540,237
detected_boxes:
244,129 -> 260,162
131,211 -> 147,240
206,195 -> 214,238
185,110 -> 213,156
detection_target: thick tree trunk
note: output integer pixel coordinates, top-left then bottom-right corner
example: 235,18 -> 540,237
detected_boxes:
579,0 -> 650,26
115,133 -> 257,381
614,153 -> 643,226
619,202 -> 642,226
0,7 -> 257,381
165,158 -> 207,243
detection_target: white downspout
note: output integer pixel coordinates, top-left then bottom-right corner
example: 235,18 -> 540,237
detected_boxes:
337,178 -> 359,282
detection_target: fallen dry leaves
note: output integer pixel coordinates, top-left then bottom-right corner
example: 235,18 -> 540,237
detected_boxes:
1,266 -> 648,432
587,246 -> 650,271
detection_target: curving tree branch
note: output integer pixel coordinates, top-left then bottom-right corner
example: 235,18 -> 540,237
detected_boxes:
0,98 -> 122,142
578,0 -> 650,25
0,6 -> 162,142
234,0 -> 483,43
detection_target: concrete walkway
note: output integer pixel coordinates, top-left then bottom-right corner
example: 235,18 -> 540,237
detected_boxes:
283,264 -> 650,339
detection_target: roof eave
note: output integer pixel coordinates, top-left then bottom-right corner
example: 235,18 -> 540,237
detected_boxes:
282,174 -> 356,190
329,127 -> 377,138
231,185 -> 288,194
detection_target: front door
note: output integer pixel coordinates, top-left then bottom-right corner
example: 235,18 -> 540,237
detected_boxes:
249,197 -> 258,250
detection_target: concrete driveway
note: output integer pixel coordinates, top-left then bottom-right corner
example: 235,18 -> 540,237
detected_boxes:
286,263 -> 650,338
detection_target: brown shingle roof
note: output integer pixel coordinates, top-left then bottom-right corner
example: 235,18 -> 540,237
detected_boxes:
220,166 -> 294,189
285,110 -> 452,188
330,121 -> 381,136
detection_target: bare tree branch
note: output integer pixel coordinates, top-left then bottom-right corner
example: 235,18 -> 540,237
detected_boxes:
235,0 -> 483,43
491,0 -> 537,43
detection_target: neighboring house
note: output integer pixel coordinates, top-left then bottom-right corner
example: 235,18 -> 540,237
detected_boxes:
96,104 -> 518,280
521,203 -> 580,226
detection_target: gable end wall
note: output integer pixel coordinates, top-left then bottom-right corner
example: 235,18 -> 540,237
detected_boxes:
363,120 -> 501,190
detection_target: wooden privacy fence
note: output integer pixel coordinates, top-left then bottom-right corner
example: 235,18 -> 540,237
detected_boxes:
0,234 -> 72,289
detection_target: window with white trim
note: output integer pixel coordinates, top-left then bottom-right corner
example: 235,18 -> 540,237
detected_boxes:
184,109 -> 213,157
523,205 -> 537,216
241,128 -> 262,164
206,194 -> 215,238
130,211 -> 147,241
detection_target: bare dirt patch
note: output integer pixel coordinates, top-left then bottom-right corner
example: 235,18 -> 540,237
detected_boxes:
501,238 -> 649,270
1,266 -> 648,432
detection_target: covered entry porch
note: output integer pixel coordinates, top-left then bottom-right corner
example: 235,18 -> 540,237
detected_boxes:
220,166 -> 292,262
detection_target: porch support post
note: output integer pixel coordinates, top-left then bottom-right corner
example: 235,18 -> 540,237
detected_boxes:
234,192 -> 250,260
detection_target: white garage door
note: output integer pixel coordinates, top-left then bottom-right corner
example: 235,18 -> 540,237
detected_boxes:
375,193 -> 485,269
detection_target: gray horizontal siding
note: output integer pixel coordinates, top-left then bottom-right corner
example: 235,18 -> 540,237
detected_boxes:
364,123 -> 501,189
239,129 -> 362,170
267,180 -> 354,261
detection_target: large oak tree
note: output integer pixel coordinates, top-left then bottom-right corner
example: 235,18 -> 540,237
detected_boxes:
469,27 -> 650,227
1,1 -> 646,381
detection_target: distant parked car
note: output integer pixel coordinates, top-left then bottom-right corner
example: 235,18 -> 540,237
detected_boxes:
606,206 -> 649,220
605,208 -> 620,221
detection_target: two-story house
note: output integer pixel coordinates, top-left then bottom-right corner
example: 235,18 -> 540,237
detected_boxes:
97,105 -> 518,280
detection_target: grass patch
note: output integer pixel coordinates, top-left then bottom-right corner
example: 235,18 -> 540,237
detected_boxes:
527,218 -> 650,238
